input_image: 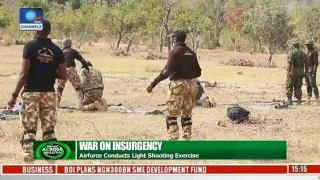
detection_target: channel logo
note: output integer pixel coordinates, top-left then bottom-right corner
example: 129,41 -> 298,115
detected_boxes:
35,141 -> 71,160
19,8 -> 43,31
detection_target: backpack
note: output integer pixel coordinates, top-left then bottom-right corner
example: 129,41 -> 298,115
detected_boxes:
227,106 -> 250,123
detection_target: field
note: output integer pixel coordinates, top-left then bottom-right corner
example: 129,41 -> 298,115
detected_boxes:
0,42 -> 319,164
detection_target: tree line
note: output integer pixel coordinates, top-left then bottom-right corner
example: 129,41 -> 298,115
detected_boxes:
0,0 -> 320,62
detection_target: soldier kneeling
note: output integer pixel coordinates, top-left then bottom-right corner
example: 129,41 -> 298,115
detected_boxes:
77,61 -> 107,111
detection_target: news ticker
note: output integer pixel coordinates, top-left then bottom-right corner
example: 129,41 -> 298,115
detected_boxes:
34,140 -> 287,160
1,165 -> 320,175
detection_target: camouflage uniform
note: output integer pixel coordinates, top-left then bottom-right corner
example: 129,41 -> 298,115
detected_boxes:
304,40 -> 319,102
285,47 -> 307,104
79,66 -> 105,111
166,79 -> 197,140
21,92 -> 57,162
57,68 -> 82,104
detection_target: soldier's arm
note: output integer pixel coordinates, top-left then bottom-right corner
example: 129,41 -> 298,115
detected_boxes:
314,51 -> 318,74
305,54 -> 309,74
287,53 -> 293,75
80,68 -> 89,87
150,50 -> 176,88
99,72 -> 104,88
12,43 -> 32,95
74,50 -> 89,69
57,49 -> 67,80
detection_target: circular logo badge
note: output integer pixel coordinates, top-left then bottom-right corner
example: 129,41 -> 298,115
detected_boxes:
36,142 -> 71,160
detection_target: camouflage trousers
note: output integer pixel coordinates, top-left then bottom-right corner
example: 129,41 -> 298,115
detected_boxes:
166,79 -> 196,140
305,73 -> 319,98
57,68 -> 82,103
20,92 -> 57,163
81,89 -> 103,111
285,74 -> 304,99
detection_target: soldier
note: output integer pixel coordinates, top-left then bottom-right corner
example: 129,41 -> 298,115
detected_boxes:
285,41 -> 308,105
7,19 -> 67,163
147,30 -> 202,140
304,40 -> 319,105
77,61 -> 107,111
56,38 -> 89,108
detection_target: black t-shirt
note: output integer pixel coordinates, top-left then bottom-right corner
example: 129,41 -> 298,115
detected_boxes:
62,47 -> 85,68
23,37 -> 65,92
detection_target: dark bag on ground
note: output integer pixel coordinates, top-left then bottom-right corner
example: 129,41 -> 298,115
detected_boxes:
227,106 -> 250,122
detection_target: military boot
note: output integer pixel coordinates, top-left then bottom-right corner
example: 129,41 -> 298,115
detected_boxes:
305,96 -> 311,105
99,98 -> 108,112
93,101 -> 105,111
296,98 -> 302,105
166,117 -> 179,140
181,117 -> 192,140
287,97 -> 293,105
81,101 -> 101,111
76,90 -> 84,110
314,97 -> 320,105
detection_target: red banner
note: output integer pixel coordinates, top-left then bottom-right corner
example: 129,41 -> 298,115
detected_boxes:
1,165 -> 288,174
2,165 -> 56,174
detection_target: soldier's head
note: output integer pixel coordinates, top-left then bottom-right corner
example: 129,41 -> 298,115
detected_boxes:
36,19 -> 51,38
304,39 -> 314,50
86,60 -> 92,67
62,38 -> 72,48
292,42 -> 300,49
168,30 -> 187,46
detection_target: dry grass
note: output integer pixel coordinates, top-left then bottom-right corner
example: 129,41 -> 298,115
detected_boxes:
0,43 -> 319,164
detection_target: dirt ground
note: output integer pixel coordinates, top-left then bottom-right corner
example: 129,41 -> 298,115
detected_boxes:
0,42 -> 319,164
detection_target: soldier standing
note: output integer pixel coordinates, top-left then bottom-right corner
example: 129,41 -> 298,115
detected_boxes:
304,40 -> 319,105
78,61 -> 107,111
56,38 -> 89,108
147,30 -> 202,140
7,20 -> 67,163
285,42 -> 308,105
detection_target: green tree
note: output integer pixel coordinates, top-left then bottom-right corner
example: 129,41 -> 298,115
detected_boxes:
140,0 -> 184,53
201,0 -> 228,48
246,0 -> 293,62
0,6 -> 10,28
51,6 -> 75,39
303,7 -> 320,43
71,5 -> 96,49
19,0 -> 49,12
95,0 -> 140,49
224,2 -> 250,51
177,1 -> 210,53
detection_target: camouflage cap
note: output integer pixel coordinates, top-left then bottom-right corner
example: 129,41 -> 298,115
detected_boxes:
62,38 -> 72,47
304,39 -> 314,45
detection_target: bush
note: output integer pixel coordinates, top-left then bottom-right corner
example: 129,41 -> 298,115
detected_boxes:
141,51 -> 167,60
224,57 -> 277,68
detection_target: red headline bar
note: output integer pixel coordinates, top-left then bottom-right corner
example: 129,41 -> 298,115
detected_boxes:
1,165 -> 288,174
289,165 -> 320,174
2,165 -> 56,174
57,165 -> 287,174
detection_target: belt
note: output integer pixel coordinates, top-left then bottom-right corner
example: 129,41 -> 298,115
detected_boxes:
84,87 -> 103,92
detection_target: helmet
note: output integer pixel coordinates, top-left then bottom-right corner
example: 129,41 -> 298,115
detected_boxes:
304,39 -> 314,46
62,38 -> 72,47
86,60 -> 92,67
